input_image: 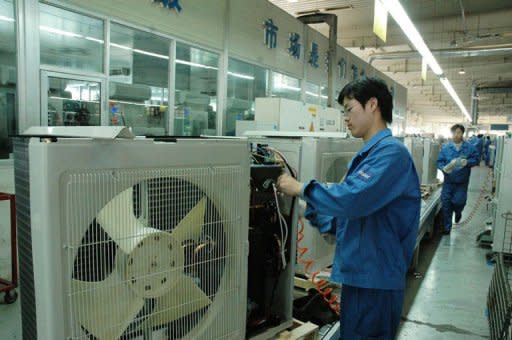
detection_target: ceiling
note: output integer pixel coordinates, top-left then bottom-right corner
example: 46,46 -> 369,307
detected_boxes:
269,0 -> 512,129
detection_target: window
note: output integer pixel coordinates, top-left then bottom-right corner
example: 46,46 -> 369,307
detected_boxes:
174,42 -> 219,136
0,0 -> 16,158
109,23 -> 170,136
226,58 -> 268,136
271,72 -> 300,101
320,86 -> 328,107
39,3 -> 104,73
305,82 -> 321,105
45,76 -> 101,127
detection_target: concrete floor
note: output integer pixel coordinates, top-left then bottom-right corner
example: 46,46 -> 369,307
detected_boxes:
0,166 -> 495,340
398,165 -> 494,340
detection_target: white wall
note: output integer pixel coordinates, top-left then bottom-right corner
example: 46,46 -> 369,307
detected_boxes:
303,26 -> 329,86
62,0 -> 227,50
229,0 -> 304,78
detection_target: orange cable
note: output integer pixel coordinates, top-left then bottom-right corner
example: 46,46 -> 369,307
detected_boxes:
296,217 -> 340,315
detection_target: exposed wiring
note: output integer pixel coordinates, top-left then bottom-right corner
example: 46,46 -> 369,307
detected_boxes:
297,217 -> 340,315
273,183 -> 288,269
264,145 -> 339,312
267,146 -> 298,179
453,168 -> 493,228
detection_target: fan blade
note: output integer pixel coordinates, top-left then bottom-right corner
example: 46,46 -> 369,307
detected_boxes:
96,187 -> 159,254
148,274 -> 212,327
171,197 -> 206,245
71,273 -> 145,340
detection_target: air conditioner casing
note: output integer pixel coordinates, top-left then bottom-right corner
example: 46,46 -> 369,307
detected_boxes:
14,133 -> 250,340
246,132 -> 362,274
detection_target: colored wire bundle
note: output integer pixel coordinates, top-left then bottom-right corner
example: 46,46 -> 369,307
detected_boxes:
297,217 -> 340,315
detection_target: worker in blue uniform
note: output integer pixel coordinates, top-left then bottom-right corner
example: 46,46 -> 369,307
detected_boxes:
437,124 -> 480,234
484,136 -> 491,166
468,134 -> 483,162
277,77 -> 421,340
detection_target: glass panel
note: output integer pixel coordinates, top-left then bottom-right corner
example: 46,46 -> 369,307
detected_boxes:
0,0 -> 16,158
271,72 -> 300,101
46,77 -> 101,126
174,42 -> 219,136
305,82 -> 320,105
226,58 -> 268,136
109,23 -> 170,136
39,3 -> 104,73
320,86 -> 328,107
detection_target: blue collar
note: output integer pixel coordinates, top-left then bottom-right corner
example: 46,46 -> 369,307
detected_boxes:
359,128 -> 392,155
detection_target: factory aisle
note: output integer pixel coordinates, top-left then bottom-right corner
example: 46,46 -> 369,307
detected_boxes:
398,165 -> 494,340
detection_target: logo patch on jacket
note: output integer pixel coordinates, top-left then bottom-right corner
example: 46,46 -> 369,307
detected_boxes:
357,169 -> 371,180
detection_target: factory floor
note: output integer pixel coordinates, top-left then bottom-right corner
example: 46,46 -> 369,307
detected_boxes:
397,165 -> 494,340
0,166 -> 495,339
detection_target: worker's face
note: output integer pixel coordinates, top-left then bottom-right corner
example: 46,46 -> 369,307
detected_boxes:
452,128 -> 464,143
343,97 -> 377,139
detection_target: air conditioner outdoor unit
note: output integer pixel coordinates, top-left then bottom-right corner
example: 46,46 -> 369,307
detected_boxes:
14,128 -> 250,340
109,82 -> 152,102
244,131 -> 362,275
403,137 -> 424,182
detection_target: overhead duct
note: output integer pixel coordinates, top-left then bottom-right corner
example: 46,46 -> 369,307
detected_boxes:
298,13 -> 337,107
476,87 -> 512,94
368,47 -> 512,64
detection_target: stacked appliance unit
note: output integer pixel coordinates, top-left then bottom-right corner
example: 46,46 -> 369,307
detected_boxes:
421,138 -> 441,186
403,137 -> 424,183
244,131 -> 362,275
253,97 -> 343,134
14,128 -> 251,339
491,137 -> 512,254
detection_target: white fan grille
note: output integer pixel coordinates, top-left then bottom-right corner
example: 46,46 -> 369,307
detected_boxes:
63,166 -> 246,339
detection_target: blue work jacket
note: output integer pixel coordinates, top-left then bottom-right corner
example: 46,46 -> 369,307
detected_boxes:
484,139 -> 491,155
437,141 -> 479,184
469,137 -> 483,157
301,128 -> 421,290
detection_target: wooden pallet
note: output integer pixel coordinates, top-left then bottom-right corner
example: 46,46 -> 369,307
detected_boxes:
277,319 -> 319,340
294,276 -> 317,291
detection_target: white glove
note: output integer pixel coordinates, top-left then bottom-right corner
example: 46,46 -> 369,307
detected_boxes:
459,158 -> 468,167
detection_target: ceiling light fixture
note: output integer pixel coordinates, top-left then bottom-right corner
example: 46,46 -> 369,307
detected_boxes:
379,0 -> 442,75
458,68 -> 466,75
379,0 -> 471,121
439,77 -> 472,121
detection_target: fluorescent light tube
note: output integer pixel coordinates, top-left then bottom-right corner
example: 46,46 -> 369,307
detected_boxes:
439,77 -> 472,121
380,0 -> 443,75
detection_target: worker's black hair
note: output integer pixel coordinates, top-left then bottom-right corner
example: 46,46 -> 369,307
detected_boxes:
338,77 -> 393,124
477,134 -> 484,138
450,124 -> 465,134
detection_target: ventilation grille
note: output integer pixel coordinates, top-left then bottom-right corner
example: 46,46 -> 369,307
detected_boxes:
13,138 -> 37,340
63,166 -> 245,339
320,152 -> 354,183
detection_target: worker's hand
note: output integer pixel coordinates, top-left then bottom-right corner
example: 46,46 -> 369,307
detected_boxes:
277,174 -> 303,197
